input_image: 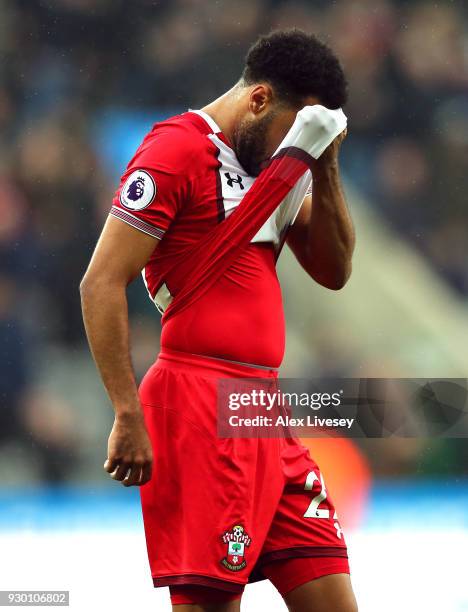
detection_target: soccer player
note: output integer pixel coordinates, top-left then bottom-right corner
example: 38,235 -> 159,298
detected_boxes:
81,30 -> 357,612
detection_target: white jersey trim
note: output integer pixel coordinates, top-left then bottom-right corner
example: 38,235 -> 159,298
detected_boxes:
141,270 -> 173,314
188,109 -> 222,134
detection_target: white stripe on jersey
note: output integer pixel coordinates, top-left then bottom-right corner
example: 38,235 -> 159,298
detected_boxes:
208,133 -> 311,244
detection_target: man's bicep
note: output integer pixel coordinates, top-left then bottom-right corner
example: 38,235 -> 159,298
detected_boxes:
84,215 -> 159,285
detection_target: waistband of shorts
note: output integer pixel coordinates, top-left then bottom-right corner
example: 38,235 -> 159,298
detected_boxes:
156,347 -> 279,379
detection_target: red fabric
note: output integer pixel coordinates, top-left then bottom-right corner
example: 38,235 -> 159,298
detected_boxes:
110,111 -> 300,367
112,112 -> 230,291
112,118 -> 199,236
170,585 -> 243,606
261,555 -> 350,597
160,147 -> 311,323
169,557 -> 349,606
161,242 -> 285,367
139,349 -> 347,593
168,557 -> 349,603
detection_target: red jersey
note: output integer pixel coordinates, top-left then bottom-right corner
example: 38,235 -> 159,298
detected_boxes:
110,110 -> 308,367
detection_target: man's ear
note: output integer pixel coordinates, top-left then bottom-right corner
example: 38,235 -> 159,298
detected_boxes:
249,84 -> 273,115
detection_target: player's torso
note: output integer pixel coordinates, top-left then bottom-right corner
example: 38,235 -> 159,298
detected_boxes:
143,111 -> 286,367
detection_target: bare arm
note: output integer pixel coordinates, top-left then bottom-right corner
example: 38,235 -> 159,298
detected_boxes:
286,129 -> 355,290
80,216 -> 159,486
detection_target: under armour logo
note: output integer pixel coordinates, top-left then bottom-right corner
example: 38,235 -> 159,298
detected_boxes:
224,173 -> 244,189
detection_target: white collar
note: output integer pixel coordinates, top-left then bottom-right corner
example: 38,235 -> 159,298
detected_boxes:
189,108 -> 222,134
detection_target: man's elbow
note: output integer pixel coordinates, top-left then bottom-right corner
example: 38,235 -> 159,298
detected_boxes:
80,269 -> 129,303
79,271 -> 110,305
79,274 -> 97,313
311,261 -> 352,291
326,266 -> 352,290
79,271 -> 96,299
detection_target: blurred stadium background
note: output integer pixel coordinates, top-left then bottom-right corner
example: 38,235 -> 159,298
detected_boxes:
1,0 -> 468,609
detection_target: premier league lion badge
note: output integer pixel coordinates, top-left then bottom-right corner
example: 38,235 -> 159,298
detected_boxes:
120,169 -> 156,211
220,525 -> 251,572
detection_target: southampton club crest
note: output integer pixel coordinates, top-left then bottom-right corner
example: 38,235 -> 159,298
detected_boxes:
220,525 -> 251,572
120,169 -> 156,211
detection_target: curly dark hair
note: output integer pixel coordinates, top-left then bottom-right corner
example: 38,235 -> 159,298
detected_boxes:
242,29 -> 348,110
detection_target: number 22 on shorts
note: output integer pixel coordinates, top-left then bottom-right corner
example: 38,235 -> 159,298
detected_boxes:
303,470 -> 343,539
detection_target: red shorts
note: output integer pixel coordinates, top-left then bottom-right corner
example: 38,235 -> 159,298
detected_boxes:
139,348 -> 348,594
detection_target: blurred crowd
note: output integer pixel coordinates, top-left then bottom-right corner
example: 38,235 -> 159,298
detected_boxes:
1,0 -> 468,482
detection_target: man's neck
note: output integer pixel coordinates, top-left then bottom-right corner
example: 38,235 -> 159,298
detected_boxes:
201,84 -> 246,144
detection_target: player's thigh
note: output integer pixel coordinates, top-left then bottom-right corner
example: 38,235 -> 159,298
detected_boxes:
283,573 -> 358,612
